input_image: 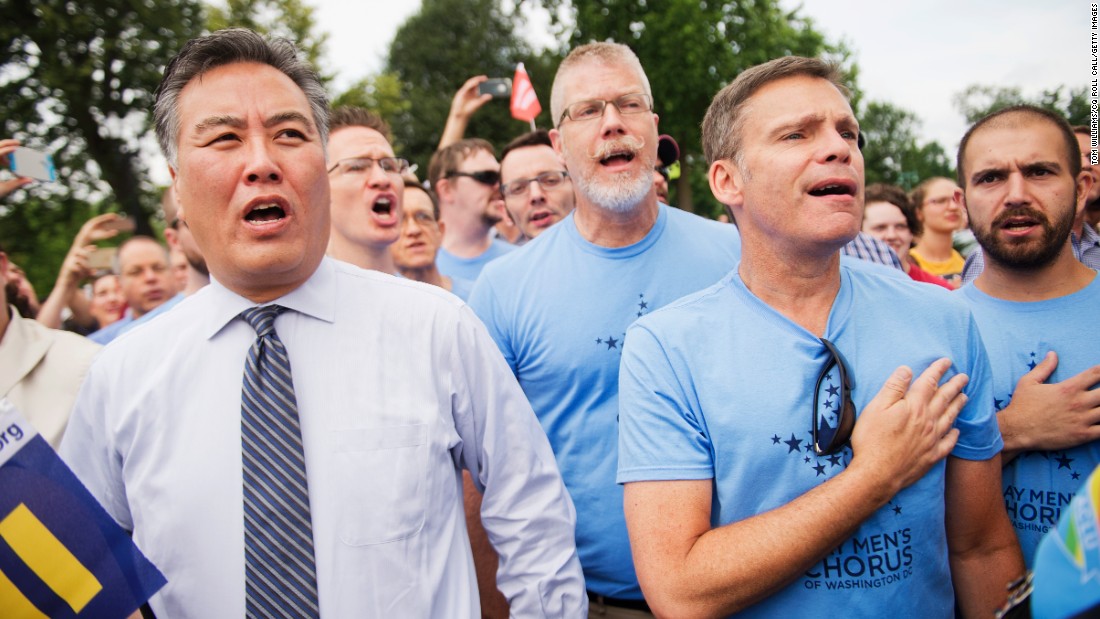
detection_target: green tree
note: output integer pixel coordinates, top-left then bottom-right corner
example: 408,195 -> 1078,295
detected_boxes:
859,100 -> 953,190
206,0 -> 330,81
386,0 -> 541,173
330,72 -> 413,144
955,84 -> 1089,126
537,0 -> 837,217
0,0 -> 204,292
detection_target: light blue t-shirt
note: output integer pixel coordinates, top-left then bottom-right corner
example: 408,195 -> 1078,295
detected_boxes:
437,238 -> 515,282
960,273 -> 1100,565
89,293 -> 185,345
618,265 -> 1002,617
469,204 -> 741,599
448,276 -> 474,302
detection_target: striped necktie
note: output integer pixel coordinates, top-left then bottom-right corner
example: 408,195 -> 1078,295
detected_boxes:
239,305 -> 319,618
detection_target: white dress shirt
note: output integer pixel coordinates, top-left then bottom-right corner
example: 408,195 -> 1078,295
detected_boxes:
61,257 -> 585,618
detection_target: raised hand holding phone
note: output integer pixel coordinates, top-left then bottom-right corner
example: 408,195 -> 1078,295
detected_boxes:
0,139 -> 35,199
8,146 -> 56,182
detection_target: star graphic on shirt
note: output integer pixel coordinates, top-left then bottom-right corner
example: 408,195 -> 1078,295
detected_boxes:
827,454 -> 843,468
893,504 -> 903,515
813,463 -> 826,476
771,435 -> 781,444
1073,471 -> 1082,480
605,336 -> 619,350
826,384 -> 841,398
804,456 -> 811,463
638,300 -> 648,311
784,434 -> 803,453
595,338 -> 603,345
825,372 -> 833,382
993,398 -> 1005,411
1056,453 -> 1075,470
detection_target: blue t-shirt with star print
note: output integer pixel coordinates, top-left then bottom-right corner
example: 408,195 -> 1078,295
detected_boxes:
960,273 -> 1100,566
618,264 -> 1002,617
469,203 -> 741,600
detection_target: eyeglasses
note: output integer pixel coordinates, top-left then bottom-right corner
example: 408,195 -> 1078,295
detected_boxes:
501,171 -> 569,198
812,338 -> 856,456
558,93 -> 653,125
446,170 -> 500,186
403,210 -> 438,227
328,156 -> 409,176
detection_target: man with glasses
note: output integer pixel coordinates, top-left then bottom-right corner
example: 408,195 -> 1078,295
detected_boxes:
391,180 -> 475,300
325,106 -> 407,275
616,56 -> 1023,617
498,130 -> 575,241
60,29 -> 585,618
470,42 -> 741,617
428,138 -> 513,281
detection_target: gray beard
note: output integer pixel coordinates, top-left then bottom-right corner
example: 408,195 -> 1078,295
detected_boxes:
573,168 -> 652,213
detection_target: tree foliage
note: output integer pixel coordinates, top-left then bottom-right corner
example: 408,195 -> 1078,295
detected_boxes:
206,0 -> 330,82
330,72 -> 412,145
859,100 -> 953,191
955,84 -> 1090,126
386,0 -> 546,174
1,0 -> 333,295
0,0 -> 204,291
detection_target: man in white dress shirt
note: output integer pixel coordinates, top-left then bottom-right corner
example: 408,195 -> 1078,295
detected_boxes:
60,28 -> 584,618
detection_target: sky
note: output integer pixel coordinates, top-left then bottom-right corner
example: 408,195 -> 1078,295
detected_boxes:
308,1 -> 1090,152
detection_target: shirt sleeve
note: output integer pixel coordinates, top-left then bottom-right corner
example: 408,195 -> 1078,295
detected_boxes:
617,322 -> 715,483
448,305 -> 587,617
842,232 -> 904,271
950,313 -> 1004,460
59,360 -> 133,530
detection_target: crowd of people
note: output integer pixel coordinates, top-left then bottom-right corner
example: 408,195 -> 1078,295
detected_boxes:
1,27 -> 1098,618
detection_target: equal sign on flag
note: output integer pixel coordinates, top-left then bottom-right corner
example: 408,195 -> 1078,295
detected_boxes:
0,399 -> 165,618
510,62 -> 542,126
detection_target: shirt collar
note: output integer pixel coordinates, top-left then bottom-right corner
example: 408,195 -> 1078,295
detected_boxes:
199,257 -> 337,340
1078,222 -> 1100,247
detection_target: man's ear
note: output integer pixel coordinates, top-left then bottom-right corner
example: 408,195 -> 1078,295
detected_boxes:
549,128 -> 564,156
953,187 -> 967,218
434,177 -> 454,204
168,166 -> 187,226
1075,169 -> 1094,217
709,158 -> 746,216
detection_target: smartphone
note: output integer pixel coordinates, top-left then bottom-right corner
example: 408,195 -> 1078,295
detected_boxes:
8,146 -> 57,182
101,216 -> 136,233
88,247 -> 117,271
478,78 -> 512,99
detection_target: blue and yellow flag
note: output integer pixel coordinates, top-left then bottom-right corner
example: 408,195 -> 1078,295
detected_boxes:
0,399 -> 165,618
